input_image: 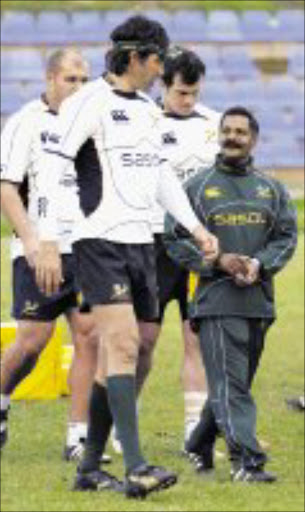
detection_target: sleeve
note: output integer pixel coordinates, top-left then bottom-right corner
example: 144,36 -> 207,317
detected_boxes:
35,88 -> 103,241
0,111 -> 32,184
162,174 -> 213,274
254,183 -> 298,276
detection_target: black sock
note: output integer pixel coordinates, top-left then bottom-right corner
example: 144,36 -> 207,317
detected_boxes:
79,381 -> 113,473
4,354 -> 38,394
107,374 -> 146,473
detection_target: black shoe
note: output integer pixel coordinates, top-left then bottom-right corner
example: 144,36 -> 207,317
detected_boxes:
286,396 -> 305,412
182,446 -> 214,474
125,464 -> 178,499
231,467 -> 277,483
73,468 -> 124,492
0,408 -> 9,449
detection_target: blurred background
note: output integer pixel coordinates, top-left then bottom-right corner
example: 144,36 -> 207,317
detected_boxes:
1,0 -> 304,184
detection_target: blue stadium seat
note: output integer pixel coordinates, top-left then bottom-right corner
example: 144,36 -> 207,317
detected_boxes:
229,79 -> 265,110
220,46 -> 258,79
201,80 -> 232,112
102,10 -> 137,41
192,45 -> 225,79
276,10 -> 304,42
240,11 -> 279,42
205,10 -> 243,42
171,11 -> 206,42
256,107 -> 287,135
287,47 -> 305,79
264,76 -> 303,109
1,82 -> 27,115
0,11 -> 37,45
255,139 -> 304,168
1,49 -> 44,81
70,11 -> 106,43
35,12 -> 72,45
81,47 -> 107,78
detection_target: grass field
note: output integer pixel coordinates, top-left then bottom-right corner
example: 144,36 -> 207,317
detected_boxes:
0,222 -> 304,511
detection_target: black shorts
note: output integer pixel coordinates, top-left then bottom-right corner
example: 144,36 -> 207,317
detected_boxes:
154,234 -> 189,323
73,239 -> 159,322
12,254 -> 81,321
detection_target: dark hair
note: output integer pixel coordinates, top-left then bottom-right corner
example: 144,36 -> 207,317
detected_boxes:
220,106 -> 260,135
162,47 -> 206,87
109,15 -> 169,75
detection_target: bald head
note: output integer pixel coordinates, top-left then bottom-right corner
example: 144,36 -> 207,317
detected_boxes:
46,48 -> 90,111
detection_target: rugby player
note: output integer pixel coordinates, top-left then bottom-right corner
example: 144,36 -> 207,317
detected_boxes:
33,16 -> 219,498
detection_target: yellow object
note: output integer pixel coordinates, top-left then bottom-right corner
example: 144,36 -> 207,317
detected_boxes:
60,344 -> 74,396
0,321 -> 64,400
188,272 -> 200,302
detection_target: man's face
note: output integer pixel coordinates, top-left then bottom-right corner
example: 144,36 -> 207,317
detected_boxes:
47,56 -> 89,109
219,115 -> 257,161
133,52 -> 164,91
164,74 -> 201,116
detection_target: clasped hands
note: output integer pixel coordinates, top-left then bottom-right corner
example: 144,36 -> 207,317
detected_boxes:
217,253 -> 260,286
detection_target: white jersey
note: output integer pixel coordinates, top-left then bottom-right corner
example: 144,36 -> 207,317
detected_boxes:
36,79 -> 199,245
152,103 -> 221,233
0,98 -> 82,260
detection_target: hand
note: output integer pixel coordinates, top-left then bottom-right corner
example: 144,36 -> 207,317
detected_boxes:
192,225 -> 220,264
34,241 -> 62,296
236,258 -> 260,286
218,253 -> 251,278
22,232 -> 40,269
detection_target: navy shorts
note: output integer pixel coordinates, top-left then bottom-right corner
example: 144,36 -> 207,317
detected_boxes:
12,254 -> 81,321
154,234 -> 189,323
73,239 -> 159,322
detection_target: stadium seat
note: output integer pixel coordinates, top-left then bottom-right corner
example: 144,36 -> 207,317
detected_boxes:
35,12 -> 72,45
240,11 -> 279,42
1,82 -> 27,115
1,49 -> 45,81
69,11 -> 106,43
81,46 -> 107,78
192,45 -> 225,79
0,11 -> 37,45
255,139 -> 304,169
171,10 -> 207,42
102,10 -> 137,41
276,10 -> 304,42
201,80 -> 232,112
229,79 -> 266,110
264,76 -> 304,109
205,10 -> 243,42
220,45 -> 258,79
287,47 -> 305,79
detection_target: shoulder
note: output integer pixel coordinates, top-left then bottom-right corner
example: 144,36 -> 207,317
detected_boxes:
194,103 -> 222,125
59,78 -> 110,116
1,99 -> 44,138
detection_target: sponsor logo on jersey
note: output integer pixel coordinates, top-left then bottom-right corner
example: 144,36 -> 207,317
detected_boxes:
214,211 -> 266,226
40,131 -> 60,145
162,132 -> 178,145
256,185 -> 273,199
205,187 -> 223,199
111,110 -> 130,122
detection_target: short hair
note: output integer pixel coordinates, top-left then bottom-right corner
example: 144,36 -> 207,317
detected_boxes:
162,47 -> 206,87
220,106 -> 260,135
46,48 -> 86,74
109,15 -> 169,75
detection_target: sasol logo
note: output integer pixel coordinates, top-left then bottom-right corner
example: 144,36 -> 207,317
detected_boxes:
121,152 -> 161,168
37,196 -> 48,218
40,131 -> 60,145
111,110 -> 130,122
162,132 -> 177,145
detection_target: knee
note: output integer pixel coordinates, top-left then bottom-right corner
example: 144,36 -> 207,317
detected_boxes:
16,323 -> 53,356
107,327 -> 139,369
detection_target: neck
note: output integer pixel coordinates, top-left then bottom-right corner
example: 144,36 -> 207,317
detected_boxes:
45,92 -> 59,113
112,74 -> 137,93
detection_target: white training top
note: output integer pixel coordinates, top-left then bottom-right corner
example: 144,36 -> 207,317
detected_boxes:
0,97 -> 82,260
36,78 -> 200,245
152,103 -> 221,233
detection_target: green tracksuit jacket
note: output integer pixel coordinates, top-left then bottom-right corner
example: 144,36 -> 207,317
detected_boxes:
164,154 -> 298,321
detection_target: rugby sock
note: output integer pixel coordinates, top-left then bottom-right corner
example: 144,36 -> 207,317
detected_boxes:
66,422 -> 88,447
79,382 -> 112,473
184,391 -> 208,443
4,354 -> 38,394
0,395 -> 10,439
107,374 -> 146,473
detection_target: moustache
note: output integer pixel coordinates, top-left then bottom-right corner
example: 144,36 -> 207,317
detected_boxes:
223,141 -> 243,149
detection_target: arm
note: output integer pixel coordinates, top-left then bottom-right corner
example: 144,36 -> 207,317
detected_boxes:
253,183 -> 298,276
156,163 -> 219,263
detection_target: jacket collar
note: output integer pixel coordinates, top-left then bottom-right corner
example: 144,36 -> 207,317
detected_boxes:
216,153 -> 255,176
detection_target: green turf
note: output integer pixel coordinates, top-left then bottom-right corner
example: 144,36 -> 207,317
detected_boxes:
0,233 -> 304,511
1,0 -> 304,11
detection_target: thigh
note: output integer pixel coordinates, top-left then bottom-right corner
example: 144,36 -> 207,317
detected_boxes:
12,256 -> 78,322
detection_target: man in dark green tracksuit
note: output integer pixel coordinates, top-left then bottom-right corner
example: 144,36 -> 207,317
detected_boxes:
164,106 -> 298,483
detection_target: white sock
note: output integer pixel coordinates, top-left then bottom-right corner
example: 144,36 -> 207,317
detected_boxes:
184,391 -> 208,443
66,422 -> 87,447
0,394 -> 11,411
